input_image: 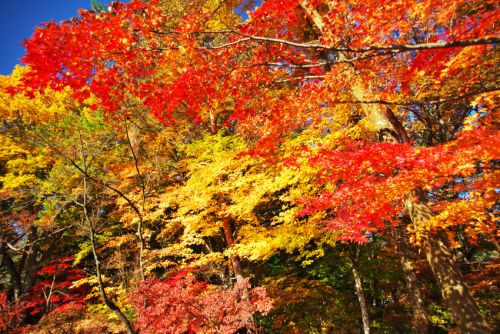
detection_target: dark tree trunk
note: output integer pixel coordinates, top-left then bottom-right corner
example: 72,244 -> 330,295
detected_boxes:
4,254 -> 22,300
0,231 -> 6,268
20,228 -> 63,325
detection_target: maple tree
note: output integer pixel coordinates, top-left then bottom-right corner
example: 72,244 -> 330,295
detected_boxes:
0,292 -> 27,333
27,257 -> 89,316
131,273 -> 272,334
1,0 -> 500,333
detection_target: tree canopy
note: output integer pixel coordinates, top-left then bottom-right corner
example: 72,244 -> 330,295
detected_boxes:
1,0 -> 500,333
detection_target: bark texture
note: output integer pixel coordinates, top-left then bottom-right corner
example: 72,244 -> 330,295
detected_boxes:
220,195 -> 255,332
392,227 -> 429,333
301,2 -> 490,332
222,214 -> 245,282
406,188 -> 490,334
345,244 -> 371,334
19,227 -> 62,325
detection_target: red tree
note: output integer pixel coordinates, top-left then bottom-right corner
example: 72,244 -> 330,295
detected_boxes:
27,257 -> 89,316
130,275 -> 272,334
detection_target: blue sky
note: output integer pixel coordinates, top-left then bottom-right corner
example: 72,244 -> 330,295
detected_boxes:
0,0 -> 117,76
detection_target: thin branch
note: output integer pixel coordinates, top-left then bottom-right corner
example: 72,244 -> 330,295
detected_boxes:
123,116 -> 146,281
6,225 -> 74,252
45,262 -> 59,310
275,75 -> 325,83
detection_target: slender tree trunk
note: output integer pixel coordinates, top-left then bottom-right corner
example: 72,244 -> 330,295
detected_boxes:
220,195 -> 255,332
45,263 -> 59,312
352,263 -> 371,334
89,228 -> 135,334
79,138 -> 135,334
218,190 -> 247,283
345,244 -> 371,334
222,214 -> 245,282
390,286 -> 399,304
392,227 -> 429,333
368,251 -> 382,310
406,188 -> 490,334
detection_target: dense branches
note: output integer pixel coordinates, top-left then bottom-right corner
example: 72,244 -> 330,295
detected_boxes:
1,0 -> 500,333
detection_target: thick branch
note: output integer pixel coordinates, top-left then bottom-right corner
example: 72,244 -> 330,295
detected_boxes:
331,87 -> 500,106
194,30 -> 500,53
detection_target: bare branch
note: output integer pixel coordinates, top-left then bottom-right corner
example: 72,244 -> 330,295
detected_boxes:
192,30 -> 500,54
331,87 -> 500,106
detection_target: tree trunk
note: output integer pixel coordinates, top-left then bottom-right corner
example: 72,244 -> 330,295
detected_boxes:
489,234 -> 500,253
406,188 -> 490,334
222,214 -> 245,282
79,148 -> 135,334
0,231 -> 6,268
220,195 -> 255,332
345,244 -> 371,334
390,286 -> 399,304
90,229 -> 135,334
392,227 -> 429,334
4,254 -> 22,300
356,67 -> 489,334
218,191 -> 247,283
352,263 -> 371,334
124,120 -> 146,282
301,3 -> 490,332
20,228 -> 61,325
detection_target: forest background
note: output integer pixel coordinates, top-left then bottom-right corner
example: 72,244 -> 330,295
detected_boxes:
1,0 -> 500,333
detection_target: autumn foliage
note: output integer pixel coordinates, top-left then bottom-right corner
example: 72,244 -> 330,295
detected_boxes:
0,293 -> 26,333
27,257 -> 89,316
1,0 -> 500,333
131,274 -> 272,334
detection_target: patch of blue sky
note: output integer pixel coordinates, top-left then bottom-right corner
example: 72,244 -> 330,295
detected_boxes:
0,0 -> 126,76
